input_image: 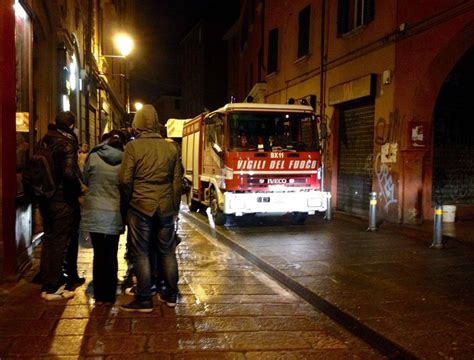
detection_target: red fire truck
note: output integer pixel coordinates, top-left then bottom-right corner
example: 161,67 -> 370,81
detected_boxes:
181,102 -> 331,225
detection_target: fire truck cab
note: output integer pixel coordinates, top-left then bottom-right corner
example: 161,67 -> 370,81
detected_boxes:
181,102 -> 331,225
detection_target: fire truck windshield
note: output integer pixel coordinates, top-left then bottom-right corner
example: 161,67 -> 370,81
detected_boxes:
228,112 -> 319,152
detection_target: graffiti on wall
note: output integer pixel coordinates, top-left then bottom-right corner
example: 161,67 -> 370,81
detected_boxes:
381,142 -> 398,163
375,110 -> 402,145
375,153 -> 398,212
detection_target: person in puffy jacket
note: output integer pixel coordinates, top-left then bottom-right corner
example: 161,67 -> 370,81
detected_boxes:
38,111 -> 84,300
119,104 -> 183,312
80,130 -> 126,304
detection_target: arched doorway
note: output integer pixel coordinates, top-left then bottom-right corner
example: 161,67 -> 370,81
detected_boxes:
432,46 -> 474,214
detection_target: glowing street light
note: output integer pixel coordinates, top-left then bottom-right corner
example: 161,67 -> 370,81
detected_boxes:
99,33 -> 134,116
134,102 -> 143,111
114,33 -> 134,57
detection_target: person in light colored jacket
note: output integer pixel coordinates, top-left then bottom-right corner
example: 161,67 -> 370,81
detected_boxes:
80,130 -> 126,304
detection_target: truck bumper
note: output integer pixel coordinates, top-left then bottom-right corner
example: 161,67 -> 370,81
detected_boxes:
223,190 -> 331,216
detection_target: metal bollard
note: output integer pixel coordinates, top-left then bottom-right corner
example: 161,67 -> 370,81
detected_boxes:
325,195 -> 332,221
367,191 -> 377,232
431,204 -> 444,249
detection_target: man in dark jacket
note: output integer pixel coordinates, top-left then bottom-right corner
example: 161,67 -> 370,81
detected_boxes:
39,111 -> 84,300
119,104 -> 182,312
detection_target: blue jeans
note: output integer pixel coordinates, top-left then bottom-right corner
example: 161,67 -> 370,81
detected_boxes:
127,207 -> 178,301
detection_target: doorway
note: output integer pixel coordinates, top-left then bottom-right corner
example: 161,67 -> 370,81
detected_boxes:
337,103 -> 375,216
432,46 -> 474,208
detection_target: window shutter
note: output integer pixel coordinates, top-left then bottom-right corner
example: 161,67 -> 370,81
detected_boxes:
298,5 -> 310,58
267,28 -> 278,73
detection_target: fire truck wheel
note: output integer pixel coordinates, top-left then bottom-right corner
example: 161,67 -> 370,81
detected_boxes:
210,190 -> 226,225
291,212 -> 307,225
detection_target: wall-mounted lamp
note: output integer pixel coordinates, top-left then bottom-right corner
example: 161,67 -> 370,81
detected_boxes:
383,70 -> 392,85
99,33 -> 134,115
114,33 -> 133,57
101,33 -> 134,58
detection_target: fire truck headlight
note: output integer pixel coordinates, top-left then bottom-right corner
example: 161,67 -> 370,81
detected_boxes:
225,168 -> 234,180
307,198 -> 321,207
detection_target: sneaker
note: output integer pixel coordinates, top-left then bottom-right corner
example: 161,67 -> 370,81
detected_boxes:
125,284 -> 157,296
65,276 -> 86,291
120,299 -> 154,313
41,285 -> 75,301
157,292 -> 177,308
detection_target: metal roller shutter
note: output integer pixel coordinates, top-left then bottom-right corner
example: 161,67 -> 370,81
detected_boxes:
337,104 -> 374,216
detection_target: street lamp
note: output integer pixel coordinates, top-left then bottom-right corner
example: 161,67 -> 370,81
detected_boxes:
114,33 -> 134,57
134,102 -> 143,111
101,33 -> 134,114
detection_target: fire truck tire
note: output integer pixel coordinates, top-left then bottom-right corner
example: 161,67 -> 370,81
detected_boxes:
187,191 -> 200,212
291,212 -> 307,225
210,190 -> 226,225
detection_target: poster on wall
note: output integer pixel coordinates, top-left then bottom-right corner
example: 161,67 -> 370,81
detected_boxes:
16,112 -> 29,132
409,121 -> 428,148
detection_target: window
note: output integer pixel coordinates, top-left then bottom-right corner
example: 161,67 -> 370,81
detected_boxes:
337,0 -> 374,36
14,0 -> 33,194
228,112 -> 319,152
297,5 -> 310,59
267,28 -> 278,74
205,114 -> 224,150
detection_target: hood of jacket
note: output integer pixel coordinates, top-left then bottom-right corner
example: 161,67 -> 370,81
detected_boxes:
93,143 -> 123,166
132,104 -> 160,133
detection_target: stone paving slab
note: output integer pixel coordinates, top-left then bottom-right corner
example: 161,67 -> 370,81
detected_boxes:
0,217 -> 381,359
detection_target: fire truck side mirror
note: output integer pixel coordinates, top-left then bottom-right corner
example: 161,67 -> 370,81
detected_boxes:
212,142 -> 224,157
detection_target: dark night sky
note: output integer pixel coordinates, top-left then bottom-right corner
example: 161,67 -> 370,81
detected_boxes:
129,0 -> 239,105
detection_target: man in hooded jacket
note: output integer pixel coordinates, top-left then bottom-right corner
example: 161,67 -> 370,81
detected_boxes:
39,111 -> 84,300
119,104 -> 182,312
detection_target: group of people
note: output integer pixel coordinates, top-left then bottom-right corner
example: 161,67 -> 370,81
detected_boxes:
35,104 -> 183,312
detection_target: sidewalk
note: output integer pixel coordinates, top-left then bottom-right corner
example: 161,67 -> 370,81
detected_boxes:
0,218 -> 379,358
335,210 -> 474,246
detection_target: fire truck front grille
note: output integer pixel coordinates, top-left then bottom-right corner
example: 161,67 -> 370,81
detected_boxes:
242,174 -> 310,188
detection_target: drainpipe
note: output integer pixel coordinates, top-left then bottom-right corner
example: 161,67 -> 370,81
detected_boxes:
319,0 -> 326,119
320,0 -> 327,194
259,0 -> 265,82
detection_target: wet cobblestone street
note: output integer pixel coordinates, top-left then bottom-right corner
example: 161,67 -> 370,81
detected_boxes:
187,210 -> 474,360
0,215 -> 380,359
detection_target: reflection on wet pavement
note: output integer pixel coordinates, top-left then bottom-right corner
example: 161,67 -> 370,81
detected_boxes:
0,213 -> 380,358
185,208 -> 474,359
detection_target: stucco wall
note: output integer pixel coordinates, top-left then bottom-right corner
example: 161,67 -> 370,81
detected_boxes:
395,11 -> 474,220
